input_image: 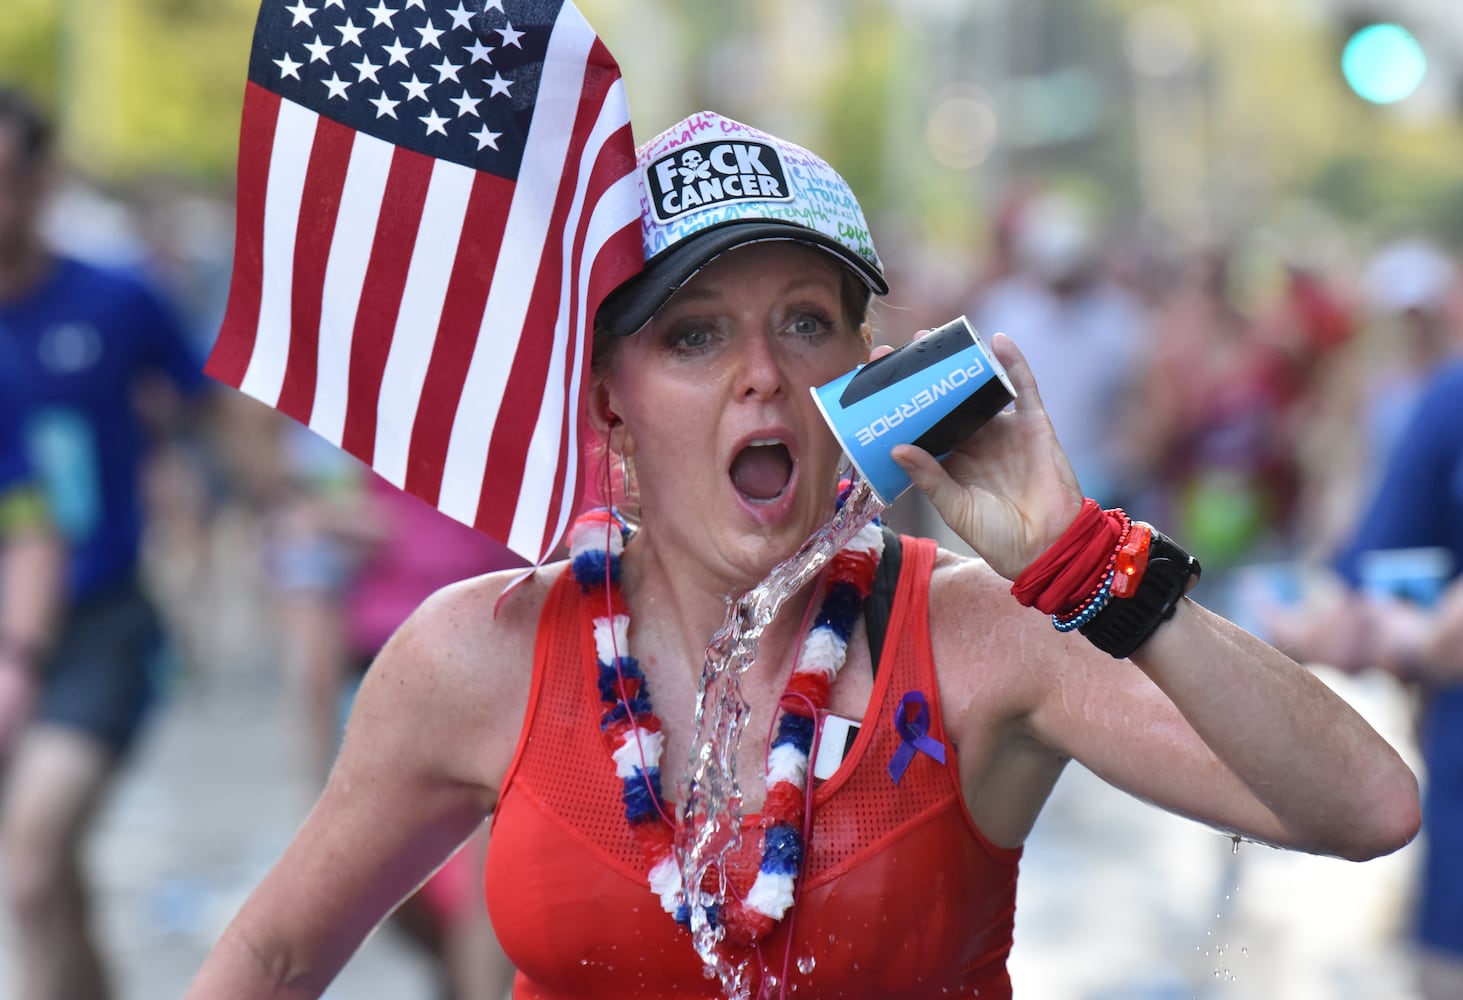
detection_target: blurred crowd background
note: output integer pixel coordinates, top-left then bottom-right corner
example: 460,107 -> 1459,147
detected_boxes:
1,0 -> 1461,997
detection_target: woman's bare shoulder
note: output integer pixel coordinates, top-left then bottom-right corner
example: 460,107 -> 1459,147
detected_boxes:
922,546 -> 1088,845
927,545 -> 1028,634
392,561 -> 565,676
923,544 -> 1083,706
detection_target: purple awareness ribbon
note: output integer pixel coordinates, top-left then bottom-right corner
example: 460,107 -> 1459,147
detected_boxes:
888,690 -> 946,784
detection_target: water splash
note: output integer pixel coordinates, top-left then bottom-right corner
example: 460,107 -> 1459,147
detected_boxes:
676,479 -> 886,996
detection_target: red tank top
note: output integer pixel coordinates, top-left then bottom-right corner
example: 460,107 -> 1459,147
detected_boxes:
486,536 -> 1020,999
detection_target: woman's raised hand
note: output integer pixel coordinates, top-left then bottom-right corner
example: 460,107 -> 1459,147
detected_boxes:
890,332 -> 1087,581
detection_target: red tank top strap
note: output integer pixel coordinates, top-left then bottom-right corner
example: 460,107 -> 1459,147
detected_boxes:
883,534 -> 953,754
889,535 -> 1022,863
805,535 -> 960,878
492,565 -> 582,822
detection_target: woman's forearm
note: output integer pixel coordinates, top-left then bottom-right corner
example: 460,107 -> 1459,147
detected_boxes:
1134,598 -> 1420,861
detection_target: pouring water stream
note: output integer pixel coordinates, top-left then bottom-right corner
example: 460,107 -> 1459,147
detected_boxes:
675,477 -> 886,996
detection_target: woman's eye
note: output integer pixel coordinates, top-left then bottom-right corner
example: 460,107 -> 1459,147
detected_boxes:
668,324 -> 715,352
786,311 -> 832,339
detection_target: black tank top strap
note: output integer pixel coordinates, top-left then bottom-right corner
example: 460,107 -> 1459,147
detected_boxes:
865,525 -> 904,679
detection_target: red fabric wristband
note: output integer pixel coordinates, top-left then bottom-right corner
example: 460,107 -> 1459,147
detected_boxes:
1010,498 -> 1126,616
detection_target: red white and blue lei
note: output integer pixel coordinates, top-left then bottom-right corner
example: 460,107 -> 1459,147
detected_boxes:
568,492 -> 884,946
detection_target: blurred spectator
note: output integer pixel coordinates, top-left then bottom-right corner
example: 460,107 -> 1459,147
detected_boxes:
0,84 -> 209,999
341,471 -> 525,682
1274,263 -> 1357,365
971,188 -> 1151,510
1270,353 -> 1463,1000
963,183 -> 1037,311
261,422 -> 363,786
128,175 -> 239,668
1351,239 -> 1460,487
0,364 -> 63,760
1290,239 -> 1460,558
1136,246 -> 1321,578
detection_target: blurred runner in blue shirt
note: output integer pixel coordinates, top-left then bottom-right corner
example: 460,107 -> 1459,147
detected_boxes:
1332,360 -> 1463,1000
0,83 -> 208,1000
1276,356 -> 1463,1000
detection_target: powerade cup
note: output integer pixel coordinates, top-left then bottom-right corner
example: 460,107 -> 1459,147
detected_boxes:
811,316 -> 1016,505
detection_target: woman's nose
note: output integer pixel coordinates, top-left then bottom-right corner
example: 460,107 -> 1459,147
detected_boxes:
733,330 -> 785,400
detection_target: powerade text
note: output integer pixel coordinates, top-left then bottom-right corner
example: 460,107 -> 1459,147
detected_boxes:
851,360 -> 988,447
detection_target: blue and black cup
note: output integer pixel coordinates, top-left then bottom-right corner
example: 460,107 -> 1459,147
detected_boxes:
811,316 -> 1016,505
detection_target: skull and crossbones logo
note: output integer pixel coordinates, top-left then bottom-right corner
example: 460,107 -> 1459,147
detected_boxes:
677,150 -> 712,184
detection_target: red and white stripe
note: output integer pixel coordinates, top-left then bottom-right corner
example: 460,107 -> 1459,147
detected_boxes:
209,5 -> 642,565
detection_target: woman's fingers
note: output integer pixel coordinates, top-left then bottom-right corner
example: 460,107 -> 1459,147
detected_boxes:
891,442 -> 945,491
892,443 -> 978,527
990,332 -> 1046,416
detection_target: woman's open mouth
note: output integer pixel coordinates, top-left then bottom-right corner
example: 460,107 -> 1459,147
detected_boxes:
730,439 -> 794,503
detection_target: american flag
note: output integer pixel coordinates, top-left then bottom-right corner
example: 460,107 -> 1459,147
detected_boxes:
208,0 -> 643,564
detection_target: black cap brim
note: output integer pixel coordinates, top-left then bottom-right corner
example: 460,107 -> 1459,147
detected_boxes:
596,220 -> 889,337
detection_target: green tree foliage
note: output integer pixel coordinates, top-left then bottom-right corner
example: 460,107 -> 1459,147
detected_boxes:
0,0 -> 259,184
0,0 -> 64,107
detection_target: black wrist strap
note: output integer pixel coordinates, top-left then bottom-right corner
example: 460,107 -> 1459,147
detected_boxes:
1079,526 -> 1200,659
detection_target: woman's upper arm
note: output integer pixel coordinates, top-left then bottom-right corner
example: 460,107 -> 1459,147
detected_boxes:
936,560 -> 1290,848
1021,631 -> 1285,841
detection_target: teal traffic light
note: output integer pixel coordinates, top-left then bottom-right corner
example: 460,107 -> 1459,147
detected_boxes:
1341,23 -> 1428,104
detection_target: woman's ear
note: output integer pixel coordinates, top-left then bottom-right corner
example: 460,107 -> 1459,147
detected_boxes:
588,379 -> 627,451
